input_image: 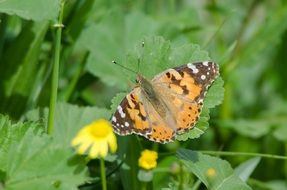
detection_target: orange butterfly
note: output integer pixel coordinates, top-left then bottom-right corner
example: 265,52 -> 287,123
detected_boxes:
112,62 -> 219,143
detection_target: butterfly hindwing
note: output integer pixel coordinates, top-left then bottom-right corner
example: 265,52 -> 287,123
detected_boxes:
142,97 -> 176,143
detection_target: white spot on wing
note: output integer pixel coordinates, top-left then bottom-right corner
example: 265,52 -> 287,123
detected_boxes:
203,61 -> 209,66
112,116 -> 117,122
187,63 -> 199,73
201,75 -> 206,80
124,122 -> 130,127
117,106 -> 126,118
121,125 -> 124,128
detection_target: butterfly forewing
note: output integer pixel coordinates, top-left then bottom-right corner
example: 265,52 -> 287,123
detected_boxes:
112,88 -> 151,136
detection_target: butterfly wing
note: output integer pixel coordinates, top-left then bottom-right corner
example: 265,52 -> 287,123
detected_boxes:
112,87 -> 150,136
112,87 -> 176,143
152,61 -> 219,134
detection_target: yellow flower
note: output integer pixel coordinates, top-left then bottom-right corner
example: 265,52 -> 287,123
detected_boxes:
71,119 -> 117,159
138,149 -> 158,170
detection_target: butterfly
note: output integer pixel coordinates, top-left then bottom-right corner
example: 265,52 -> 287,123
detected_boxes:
111,61 -> 219,143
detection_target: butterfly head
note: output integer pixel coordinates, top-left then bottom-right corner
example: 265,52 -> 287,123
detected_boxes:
135,74 -> 145,85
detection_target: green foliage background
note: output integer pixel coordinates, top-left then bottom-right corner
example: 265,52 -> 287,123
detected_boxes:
0,0 -> 287,189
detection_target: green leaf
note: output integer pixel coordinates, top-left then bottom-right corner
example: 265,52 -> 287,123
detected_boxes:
52,102 -> 111,147
0,0 -> 60,21
220,119 -> 271,138
177,149 -> 252,190
5,129 -> 87,190
273,125 -> 287,142
110,93 -> 126,113
0,115 -> 88,190
234,157 -> 261,182
0,114 -> 44,171
124,37 -> 211,82
77,10 -> 159,89
204,77 -> 225,109
25,107 -> 49,124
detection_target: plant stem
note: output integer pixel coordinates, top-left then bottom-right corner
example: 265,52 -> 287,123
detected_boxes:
285,143 -> 287,179
178,162 -> 183,190
247,178 -> 272,190
161,151 -> 287,160
141,182 -> 147,190
47,1 -> 65,134
100,158 -> 107,190
199,150 -> 287,160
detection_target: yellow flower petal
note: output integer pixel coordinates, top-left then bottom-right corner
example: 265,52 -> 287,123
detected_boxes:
98,140 -> 108,158
77,140 -> 91,154
71,119 -> 117,159
107,133 -> 117,153
89,142 -> 100,158
138,149 -> 158,170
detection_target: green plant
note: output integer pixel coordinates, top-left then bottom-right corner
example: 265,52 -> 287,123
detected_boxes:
1,0 -> 287,190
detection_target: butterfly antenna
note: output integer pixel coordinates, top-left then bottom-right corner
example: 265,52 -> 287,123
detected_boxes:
112,60 -> 138,75
136,41 -> 145,73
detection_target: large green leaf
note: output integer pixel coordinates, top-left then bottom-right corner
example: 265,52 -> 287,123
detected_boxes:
0,115 -> 88,190
5,130 -> 87,190
234,157 -> 261,182
0,114 -> 44,171
177,149 -> 252,190
123,37 -> 211,84
76,10 -> 159,89
0,0 -> 60,21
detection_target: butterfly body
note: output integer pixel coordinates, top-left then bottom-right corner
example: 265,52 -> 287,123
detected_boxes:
112,62 -> 219,143
137,75 -> 171,121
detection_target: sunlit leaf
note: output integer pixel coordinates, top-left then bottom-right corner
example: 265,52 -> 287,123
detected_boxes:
234,157 -> 261,182
177,149 -> 252,190
0,115 -> 88,190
